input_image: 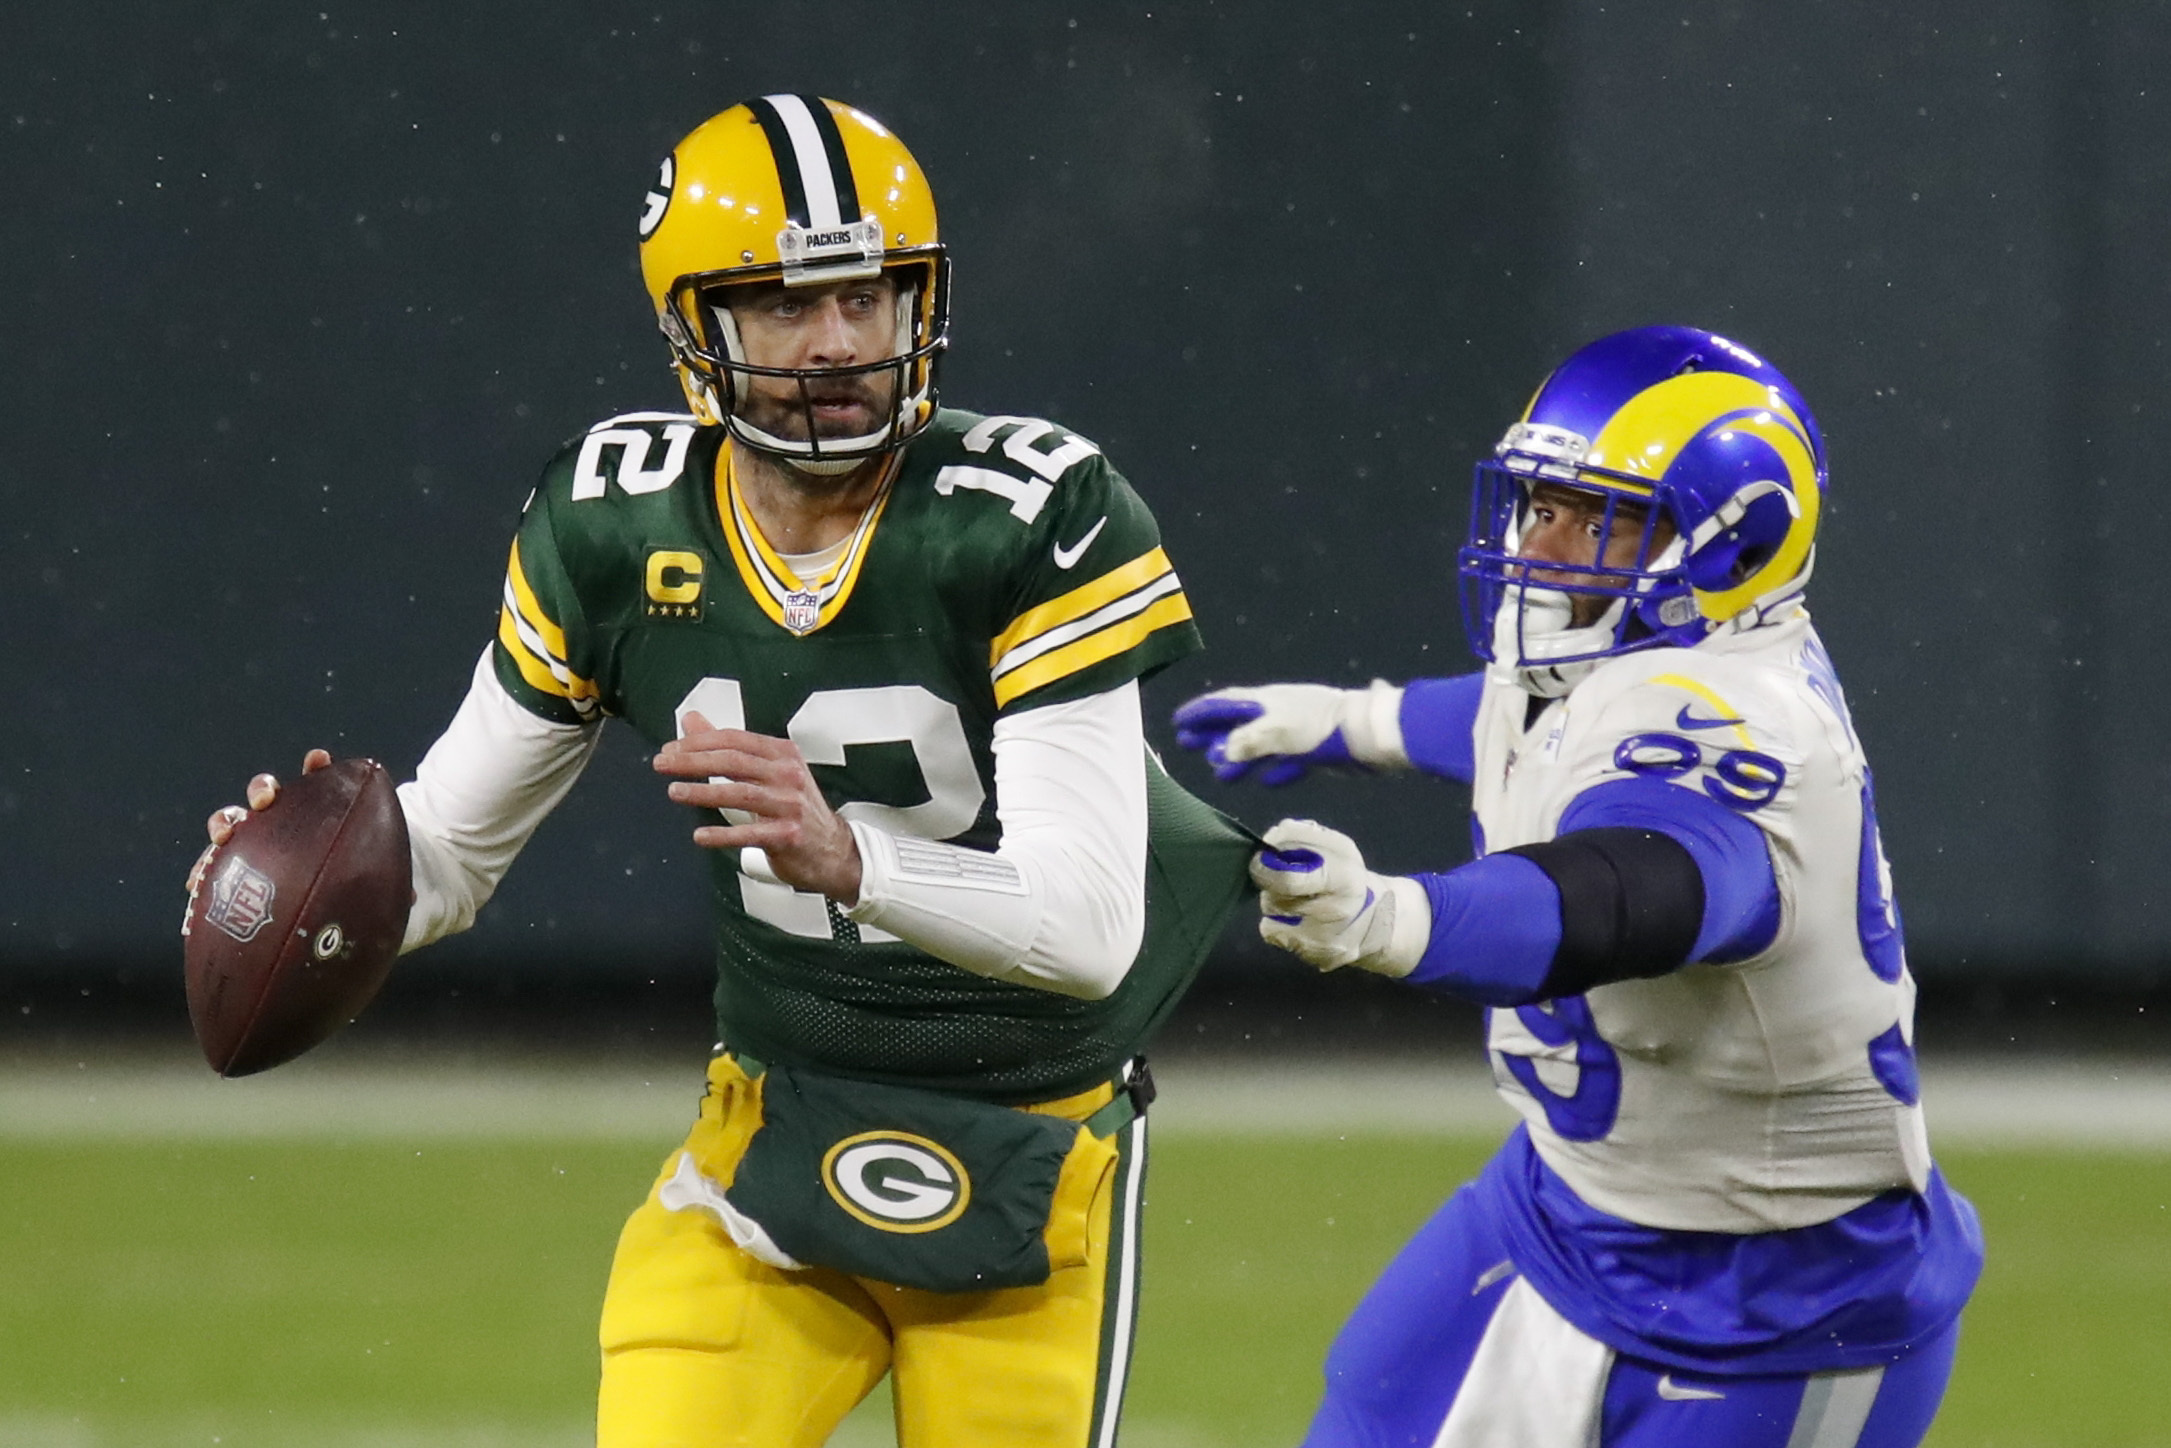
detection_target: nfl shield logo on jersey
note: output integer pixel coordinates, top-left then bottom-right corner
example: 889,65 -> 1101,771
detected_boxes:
205,854 -> 277,943
783,590 -> 821,635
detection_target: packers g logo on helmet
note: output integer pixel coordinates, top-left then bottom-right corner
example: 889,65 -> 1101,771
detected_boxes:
637,155 -> 674,241
821,1131 -> 972,1233
638,95 -> 950,469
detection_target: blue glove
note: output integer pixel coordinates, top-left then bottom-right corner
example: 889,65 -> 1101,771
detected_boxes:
1173,683 -> 1401,786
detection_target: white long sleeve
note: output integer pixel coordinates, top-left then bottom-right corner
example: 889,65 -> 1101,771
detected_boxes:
397,649 -> 602,953
844,682 -> 1148,1000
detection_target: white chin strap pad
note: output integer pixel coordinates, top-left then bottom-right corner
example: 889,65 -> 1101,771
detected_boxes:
712,305 -> 747,366
1495,587 -> 1624,698
893,284 -> 917,358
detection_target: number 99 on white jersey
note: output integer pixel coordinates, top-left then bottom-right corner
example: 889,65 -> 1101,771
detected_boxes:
1472,611 -> 1931,1234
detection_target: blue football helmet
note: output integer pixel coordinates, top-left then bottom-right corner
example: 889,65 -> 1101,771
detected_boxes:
1459,325 -> 1826,695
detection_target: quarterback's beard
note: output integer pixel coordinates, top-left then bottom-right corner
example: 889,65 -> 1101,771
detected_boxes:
736,373 -> 895,443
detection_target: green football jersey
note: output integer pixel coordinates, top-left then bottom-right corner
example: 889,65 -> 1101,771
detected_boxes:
491,407 -> 1255,1101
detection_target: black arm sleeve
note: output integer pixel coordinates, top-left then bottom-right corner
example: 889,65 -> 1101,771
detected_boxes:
1499,827 -> 1705,998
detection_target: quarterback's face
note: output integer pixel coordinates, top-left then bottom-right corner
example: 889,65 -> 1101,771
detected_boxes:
1516,481 -> 1676,624
725,276 -> 901,442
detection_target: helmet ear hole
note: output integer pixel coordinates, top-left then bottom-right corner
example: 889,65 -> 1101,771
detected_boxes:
1685,488 -> 1794,592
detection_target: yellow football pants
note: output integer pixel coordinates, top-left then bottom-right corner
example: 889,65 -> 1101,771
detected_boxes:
597,1055 -> 1148,1448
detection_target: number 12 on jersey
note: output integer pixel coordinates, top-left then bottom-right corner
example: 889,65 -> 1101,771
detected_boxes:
672,677 -> 985,943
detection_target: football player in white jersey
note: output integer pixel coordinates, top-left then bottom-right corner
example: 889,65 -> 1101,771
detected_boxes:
1173,327 -> 1983,1447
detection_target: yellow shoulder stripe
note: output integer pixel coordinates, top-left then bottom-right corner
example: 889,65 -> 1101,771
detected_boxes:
992,593 -> 1194,709
498,540 -> 599,710
506,541 -> 570,661
498,606 -> 565,696
497,606 -> 600,707
991,546 -> 1172,666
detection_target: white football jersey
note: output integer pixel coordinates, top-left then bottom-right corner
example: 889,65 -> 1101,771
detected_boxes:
1473,608 -> 1931,1233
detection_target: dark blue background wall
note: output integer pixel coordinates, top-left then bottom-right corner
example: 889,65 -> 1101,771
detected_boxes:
5,1 -> 2167,991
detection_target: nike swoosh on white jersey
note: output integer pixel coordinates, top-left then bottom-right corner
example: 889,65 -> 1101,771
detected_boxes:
1674,703 -> 1746,731
1052,515 -> 1108,569
1656,1374 -> 1726,1402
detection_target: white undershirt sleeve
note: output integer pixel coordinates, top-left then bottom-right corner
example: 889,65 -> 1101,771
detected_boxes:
397,649 -> 603,953
844,681 -> 1149,1001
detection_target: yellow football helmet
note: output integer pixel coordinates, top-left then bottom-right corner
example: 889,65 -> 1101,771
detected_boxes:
638,95 -> 949,469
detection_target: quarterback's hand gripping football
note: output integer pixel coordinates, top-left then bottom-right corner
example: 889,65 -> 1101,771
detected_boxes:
657,713 -> 863,903
1171,681 -> 1406,786
1250,819 -> 1429,976
186,748 -> 333,895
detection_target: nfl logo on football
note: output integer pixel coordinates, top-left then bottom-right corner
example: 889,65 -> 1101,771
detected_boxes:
784,590 -> 821,635
205,855 -> 278,943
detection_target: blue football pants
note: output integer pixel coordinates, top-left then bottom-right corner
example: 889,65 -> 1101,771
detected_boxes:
1303,1180 -> 1959,1448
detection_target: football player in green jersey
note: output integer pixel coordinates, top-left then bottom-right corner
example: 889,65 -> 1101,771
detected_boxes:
192,95 -> 1253,1448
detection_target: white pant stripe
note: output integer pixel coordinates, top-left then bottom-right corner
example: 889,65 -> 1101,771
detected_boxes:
1430,1277 -> 1613,1448
1092,1114 -> 1148,1448
1784,1366 -> 1885,1448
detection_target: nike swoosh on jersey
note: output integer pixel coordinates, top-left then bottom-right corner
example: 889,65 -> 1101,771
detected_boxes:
1656,1374 -> 1727,1402
1675,704 -> 1747,731
1052,515 -> 1108,569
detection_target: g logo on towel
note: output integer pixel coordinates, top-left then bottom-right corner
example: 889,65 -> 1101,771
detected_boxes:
821,1132 -> 972,1233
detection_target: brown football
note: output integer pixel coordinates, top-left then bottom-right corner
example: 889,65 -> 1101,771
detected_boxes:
182,757 -> 412,1077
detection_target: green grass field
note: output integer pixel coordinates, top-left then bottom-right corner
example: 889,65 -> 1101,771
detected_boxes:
4,1086 -> 2169,1446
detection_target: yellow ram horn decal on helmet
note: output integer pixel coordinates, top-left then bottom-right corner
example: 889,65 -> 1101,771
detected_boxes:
1687,410 -> 1820,622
